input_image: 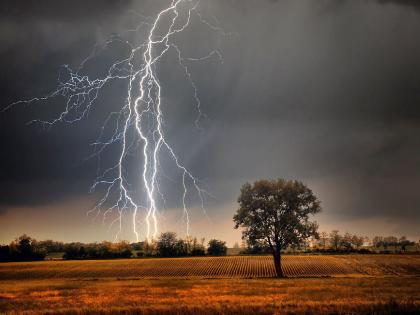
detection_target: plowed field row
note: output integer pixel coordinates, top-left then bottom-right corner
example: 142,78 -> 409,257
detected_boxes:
0,255 -> 419,280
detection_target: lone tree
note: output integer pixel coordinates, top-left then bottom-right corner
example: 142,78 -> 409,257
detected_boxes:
233,179 -> 321,277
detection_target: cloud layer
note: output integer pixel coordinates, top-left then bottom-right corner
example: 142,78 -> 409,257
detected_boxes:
1,0 -> 419,241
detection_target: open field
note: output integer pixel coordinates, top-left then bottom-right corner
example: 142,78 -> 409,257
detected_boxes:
1,277 -> 419,314
1,255 -> 419,279
0,255 -> 419,314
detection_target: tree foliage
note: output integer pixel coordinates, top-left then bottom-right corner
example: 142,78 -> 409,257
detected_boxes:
207,239 -> 227,256
154,232 -> 206,257
156,232 -> 178,257
233,179 -> 321,277
0,235 -> 47,262
63,241 -> 132,259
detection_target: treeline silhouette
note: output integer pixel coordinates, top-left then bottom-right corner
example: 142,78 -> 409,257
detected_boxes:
63,241 -> 132,259
242,230 -> 418,254
0,235 -> 47,262
0,232 -> 227,262
313,231 -> 416,254
1,231 -> 418,262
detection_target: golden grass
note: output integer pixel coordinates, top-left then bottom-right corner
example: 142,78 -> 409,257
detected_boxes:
0,277 -> 419,314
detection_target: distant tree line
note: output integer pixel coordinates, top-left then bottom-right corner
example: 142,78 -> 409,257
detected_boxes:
0,235 -> 47,262
315,230 -> 368,253
0,233 -> 227,262
134,232 -> 227,257
240,230 -> 418,254
1,230 -> 417,262
314,231 -> 416,253
371,235 -> 415,252
62,241 -> 133,259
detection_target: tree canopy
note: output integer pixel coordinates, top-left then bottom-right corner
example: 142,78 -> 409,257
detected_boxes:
234,179 -> 321,277
207,239 -> 227,256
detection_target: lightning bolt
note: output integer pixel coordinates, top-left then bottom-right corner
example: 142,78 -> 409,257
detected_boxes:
3,0 -> 228,241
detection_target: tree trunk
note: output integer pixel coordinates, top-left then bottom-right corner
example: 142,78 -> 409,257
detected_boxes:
273,250 -> 284,278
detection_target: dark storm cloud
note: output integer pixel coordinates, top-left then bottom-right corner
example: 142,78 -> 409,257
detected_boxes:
189,0 -> 420,225
377,0 -> 420,11
0,0 -> 137,207
0,0 -> 131,19
1,0 -> 419,238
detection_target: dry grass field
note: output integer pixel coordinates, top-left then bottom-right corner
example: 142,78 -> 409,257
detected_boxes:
0,255 -> 419,314
1,255 -> 420,279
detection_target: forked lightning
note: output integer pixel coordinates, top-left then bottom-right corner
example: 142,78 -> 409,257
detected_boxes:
3,0 -> 227,241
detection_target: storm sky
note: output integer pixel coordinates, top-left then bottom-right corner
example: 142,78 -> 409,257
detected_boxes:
1,0 -> 420,244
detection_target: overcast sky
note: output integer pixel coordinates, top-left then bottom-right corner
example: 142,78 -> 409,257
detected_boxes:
1,0 -> 419,245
